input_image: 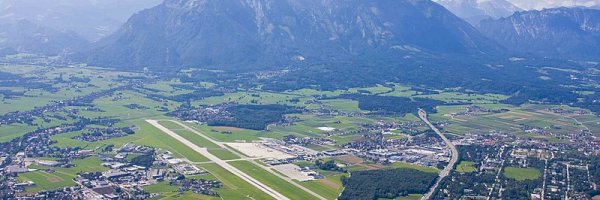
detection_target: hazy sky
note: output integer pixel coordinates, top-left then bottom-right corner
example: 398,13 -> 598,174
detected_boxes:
507,0 -> 600,10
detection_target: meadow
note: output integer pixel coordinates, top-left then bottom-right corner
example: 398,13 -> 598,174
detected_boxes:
18,157 -> 108,192
228,160 -> 317,200
456,161 -> 477,173
503,167 -> 542,181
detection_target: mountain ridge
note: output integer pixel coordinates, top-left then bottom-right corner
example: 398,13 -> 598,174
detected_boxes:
433,0 -> 523,25
82,0 -> 503,70
0,20 -> 88,55
478,7 -> 600,61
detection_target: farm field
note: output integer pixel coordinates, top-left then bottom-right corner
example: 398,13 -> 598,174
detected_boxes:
433,103 -> 598,142
184,122 -> 285,142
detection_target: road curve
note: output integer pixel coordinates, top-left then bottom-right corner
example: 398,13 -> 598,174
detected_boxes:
146,120 -> 290,200
418,109 -> 459,200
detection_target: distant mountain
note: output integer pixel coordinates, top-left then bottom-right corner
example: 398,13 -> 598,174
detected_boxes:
506,0 -> 600,11
0,0 -> 163,41
478,7 -> 600,61
83,0 -> 501,70
433,0 -> 522,25
0,20 -> 88,55
0,47 -> 16,57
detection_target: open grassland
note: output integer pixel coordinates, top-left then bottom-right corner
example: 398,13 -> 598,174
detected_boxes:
348,84 -> 394,94
51,119 -> 212,163
337,156 -> 440,174
144,174 -> 220,200
228,160 -> 317,200
184,122 -> 285,142
18,171 -> 74,193
380,84 -> 417,97
503,167 -> 541,181
132,120 -> 209,162
78,91 -> 176,120
0,124 -> 38,142
157,121 -> 240,160
198,91 -> 308,107
416,92 -> 508,104
456,161 -> 477,173
0,66 -> 135,115
320,99 -> 362,112
18,157 -> 108,192
197,163 -> 275,200
271,114 -> 374,139
396,194 -> 425,200
298,170 -> 345,200
286,88 -> 348,97
388,162 -> 440,174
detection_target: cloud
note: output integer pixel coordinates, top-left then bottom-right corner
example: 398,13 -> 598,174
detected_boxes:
507,0 -> 600,10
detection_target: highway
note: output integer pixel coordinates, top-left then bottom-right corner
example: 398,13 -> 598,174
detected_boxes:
146,120 -> 290,200
418,109 -> 459,200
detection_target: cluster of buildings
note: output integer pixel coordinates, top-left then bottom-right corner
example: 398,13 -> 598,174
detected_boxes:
1,142 -> 222,200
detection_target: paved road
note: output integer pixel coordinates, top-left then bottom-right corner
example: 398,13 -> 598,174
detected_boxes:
168,120 -> 327,200
418,109 -> 459,200
487,147 -> 506,200
146,120 -> 290,200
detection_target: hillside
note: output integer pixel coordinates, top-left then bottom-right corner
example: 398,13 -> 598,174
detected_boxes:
433,0 -> 522,25
478,7 -> 600,61
0,20 -> 88,55
0,0 -> 163,41
83,0 -> 502,70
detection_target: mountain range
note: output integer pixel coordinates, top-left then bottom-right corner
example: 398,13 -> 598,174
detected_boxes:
478,7 -> 600,61
1,0 -> 600,67
433,0 -> 522,25
0,20 -> 88,55
0,0 -> 163,41
82,0 -> 501,70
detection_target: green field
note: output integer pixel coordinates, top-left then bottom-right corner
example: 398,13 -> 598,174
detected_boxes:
298,170 -> 346,200
228,160 -> 318,200
185,122 -> 285,142
503,167 -> 541,181
396,194 -> 425,200
157,121 -> 240,160
18,157 -> 108,192
321,99 -> 362,112
144,174 -> 220,200
198,163 -> 275,200
389,162 -> 440,174
0,124 -> 38,142
433,103 -> 596,141
456,161 -> 477,173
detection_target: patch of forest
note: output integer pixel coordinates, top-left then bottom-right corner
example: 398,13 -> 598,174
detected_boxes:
339,168 -> 437,200
206,104 -> 300,130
